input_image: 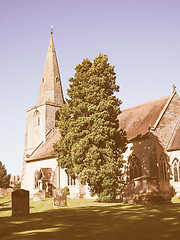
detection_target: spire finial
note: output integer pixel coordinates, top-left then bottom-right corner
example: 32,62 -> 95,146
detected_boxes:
51,25 -> 53,34
172,84 -> 176,93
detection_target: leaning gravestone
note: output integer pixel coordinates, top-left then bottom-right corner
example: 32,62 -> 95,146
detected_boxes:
12,189 -> 29,216
53,188 -> 67,207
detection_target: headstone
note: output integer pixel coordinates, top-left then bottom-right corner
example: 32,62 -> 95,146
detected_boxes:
12,189 -> 29,216
53,188 -> 67,207
33,192 -> 41,201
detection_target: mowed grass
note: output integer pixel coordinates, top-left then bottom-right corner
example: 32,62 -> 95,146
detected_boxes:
0,197 -> 180,240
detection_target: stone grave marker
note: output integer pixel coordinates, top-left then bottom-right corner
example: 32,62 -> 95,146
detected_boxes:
12,189 -> 29,216
53,188 -> 67,207
33,192 -> 41,201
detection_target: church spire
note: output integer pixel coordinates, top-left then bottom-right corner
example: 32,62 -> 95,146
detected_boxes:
37,29 -> 64,106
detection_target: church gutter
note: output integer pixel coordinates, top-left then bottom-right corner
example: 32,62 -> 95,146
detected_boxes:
26,155 -> 56,163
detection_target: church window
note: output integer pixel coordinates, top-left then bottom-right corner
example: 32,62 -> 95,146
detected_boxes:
159,154 -> 168,180
56,76 -> 59,82
55,110 -> 60,127
42,78 -> 44,82
149,148 -> 158,177
33,110 -> 40,126
129,155 -> 142,180
172,158 -> 180,182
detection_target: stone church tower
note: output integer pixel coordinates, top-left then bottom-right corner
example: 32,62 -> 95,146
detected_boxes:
21,30 -> 65,188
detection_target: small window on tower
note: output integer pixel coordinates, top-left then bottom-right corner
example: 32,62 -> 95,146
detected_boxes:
55,110 -> 60,127
56,76 -> 59,82
38,117 -> 40,126
33,110 -> 40,127
42,78 -> 44,82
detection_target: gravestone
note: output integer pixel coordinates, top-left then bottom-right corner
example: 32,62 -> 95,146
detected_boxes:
33,192 -> 41,201
12,189 -> 29,216
53,188 -> 67,207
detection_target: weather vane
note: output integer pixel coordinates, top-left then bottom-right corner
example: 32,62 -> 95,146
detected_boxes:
51,25 -> 53,34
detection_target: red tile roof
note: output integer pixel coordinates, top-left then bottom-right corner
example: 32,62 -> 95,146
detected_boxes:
27,94 -> 176,161
118,95 -> 171,140
27,129 -> 60,161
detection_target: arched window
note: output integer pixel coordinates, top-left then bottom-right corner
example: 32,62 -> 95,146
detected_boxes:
159,154 -> 168,180
172,158 -> 180,182
33,110 -> 40,126
129,155 -> 142,180
55,110 -> 60,127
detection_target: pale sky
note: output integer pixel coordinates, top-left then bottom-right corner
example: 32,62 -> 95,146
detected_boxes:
0,0 -> 180,176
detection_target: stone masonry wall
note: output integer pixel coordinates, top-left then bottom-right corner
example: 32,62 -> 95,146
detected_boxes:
155,93 -> 180,149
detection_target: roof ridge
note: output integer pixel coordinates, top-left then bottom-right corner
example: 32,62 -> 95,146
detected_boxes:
122,95 -> 171,112
151,91 -> 176,130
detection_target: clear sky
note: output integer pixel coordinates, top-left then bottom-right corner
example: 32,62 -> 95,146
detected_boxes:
0,0 -> 180,176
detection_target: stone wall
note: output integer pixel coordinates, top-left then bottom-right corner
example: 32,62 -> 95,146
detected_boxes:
21,156 -> 92,198
155,93 -> 180,149
168,150 -> 180,196
123,133 -> 174,203
21,102 -> 61,188
21,158 -> 58,197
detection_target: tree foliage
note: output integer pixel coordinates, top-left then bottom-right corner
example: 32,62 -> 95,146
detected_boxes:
0,161 -> 10,188
13,182 -> 21,191
53,54 -> 127,202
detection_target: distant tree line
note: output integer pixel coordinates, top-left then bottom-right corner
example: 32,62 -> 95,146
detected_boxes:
0,161 -> 10,188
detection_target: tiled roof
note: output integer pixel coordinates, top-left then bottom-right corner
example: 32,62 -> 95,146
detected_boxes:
27,94 -> 177,161
27,129 -> 60,161
118,95 -> 171,140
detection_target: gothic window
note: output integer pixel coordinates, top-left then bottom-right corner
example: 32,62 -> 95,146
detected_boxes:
33,110 -> 40,126
55,110 -> 60,127
159,154 -> 168,180
149,148 -> 158,177
172,158 -> 180,182
38,117 -> 40,126
129,155 -> 142,180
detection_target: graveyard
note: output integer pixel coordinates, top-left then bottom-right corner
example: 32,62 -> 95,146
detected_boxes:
0,195 -> 180,240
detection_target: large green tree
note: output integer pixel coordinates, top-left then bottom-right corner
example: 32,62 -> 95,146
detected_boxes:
0,161 -> 10,188
53,54 -> 127,202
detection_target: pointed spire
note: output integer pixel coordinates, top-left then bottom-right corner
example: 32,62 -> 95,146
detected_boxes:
37,29 -> 64,106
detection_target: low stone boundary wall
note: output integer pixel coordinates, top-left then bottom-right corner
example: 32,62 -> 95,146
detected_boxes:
0,188 -> 13,197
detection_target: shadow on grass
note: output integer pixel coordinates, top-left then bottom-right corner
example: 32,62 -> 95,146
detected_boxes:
0,207 -> 11,212
0,201 -> 180,240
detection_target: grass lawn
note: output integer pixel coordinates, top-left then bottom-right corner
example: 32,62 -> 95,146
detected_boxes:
0,197 -> 180,240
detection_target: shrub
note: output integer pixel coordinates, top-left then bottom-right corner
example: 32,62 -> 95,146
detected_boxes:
64,186 -> 70,196
13,183 -> 21,191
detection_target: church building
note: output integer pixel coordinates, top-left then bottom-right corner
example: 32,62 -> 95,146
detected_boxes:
21,31 -> 180,203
